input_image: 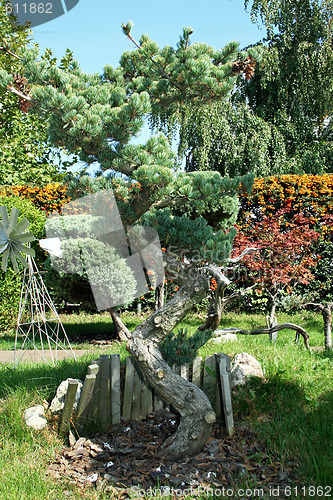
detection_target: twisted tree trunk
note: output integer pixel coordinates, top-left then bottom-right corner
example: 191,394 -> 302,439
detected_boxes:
198,284 -> 253,332
108,308 -> 131,341
303,302 -> 332,349
198,293 -> 223,331
126,264 -> 219,458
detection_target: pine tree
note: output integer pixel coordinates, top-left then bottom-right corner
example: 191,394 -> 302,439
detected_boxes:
0,23 -> 254,457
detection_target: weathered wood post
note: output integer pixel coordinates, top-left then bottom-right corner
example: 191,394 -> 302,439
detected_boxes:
216,353 -> 234,436
59,379 -> 79,436
122,356 -> 135,420
99,355 -> 111,428
110,354 -> 121,425
76,363 -> 99,433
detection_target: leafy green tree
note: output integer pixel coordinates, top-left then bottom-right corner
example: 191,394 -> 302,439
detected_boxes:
238,0 -> 333,173
0,2 -> 68,185
0,24 -> 254,457
183,101 -> 287,177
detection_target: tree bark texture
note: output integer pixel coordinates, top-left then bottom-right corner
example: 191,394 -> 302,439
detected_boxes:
108,308 -> 131,341
323,305 -> 332,349
198,276 -> 231,332
198,294 -> 223,331
229,323 -> 310,348
154,282 -> 165,311
127,265 -> 217,458
303,302 -> 332,349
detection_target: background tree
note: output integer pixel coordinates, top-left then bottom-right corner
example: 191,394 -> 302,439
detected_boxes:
0,2 -> 71,185
232,209 -> 319,327
183,100 -> 287,177
238,0 -> 333,173
0,24 -> 255,457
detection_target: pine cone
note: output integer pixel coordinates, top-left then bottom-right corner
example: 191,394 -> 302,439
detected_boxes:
12,72 -> 32,113
232,57 -> 256,80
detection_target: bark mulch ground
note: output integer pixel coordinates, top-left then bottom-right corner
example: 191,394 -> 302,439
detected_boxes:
47,410 -> 300,498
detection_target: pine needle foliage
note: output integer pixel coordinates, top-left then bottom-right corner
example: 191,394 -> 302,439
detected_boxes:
160,327 -> 213,366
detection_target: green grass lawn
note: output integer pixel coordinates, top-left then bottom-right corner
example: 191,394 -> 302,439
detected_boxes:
0,310 -> 332,498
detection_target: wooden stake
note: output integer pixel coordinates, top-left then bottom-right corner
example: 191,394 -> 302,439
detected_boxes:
219,357 -> 234,436
110,354 -> 121,425
59,379 -> 78,436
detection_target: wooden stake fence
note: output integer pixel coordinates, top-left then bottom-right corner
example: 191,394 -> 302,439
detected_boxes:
61,352 -> 234,437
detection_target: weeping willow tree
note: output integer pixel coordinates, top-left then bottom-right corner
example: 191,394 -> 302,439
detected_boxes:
0,23 -> 255,458
237,0 -> 333,173
183,101 -> 287,177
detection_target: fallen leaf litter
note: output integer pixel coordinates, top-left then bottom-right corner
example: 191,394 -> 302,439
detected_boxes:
47,410 -> 300,497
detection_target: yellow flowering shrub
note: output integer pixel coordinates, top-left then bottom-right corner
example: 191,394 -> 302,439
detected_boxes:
0,183 -> 70,215
239,174 -> 333,226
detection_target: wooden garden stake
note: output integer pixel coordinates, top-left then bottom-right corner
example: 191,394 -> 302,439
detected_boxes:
59,379 -> 79,436
219,357 -> 234,436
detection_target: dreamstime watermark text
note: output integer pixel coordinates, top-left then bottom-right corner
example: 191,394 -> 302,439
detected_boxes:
131,484 -> 332,498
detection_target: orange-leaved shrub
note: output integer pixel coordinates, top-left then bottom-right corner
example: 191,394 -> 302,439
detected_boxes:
0,183 -> 70,215
239,174 -> 333,227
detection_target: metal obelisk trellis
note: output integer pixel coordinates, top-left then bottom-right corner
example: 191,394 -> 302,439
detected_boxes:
0,205 -> 76,367
14,255 -> 76,368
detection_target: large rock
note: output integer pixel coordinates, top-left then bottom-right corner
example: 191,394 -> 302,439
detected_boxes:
50,378 -> 83,414
24,405 -> 48,430
230,352 -> 264,387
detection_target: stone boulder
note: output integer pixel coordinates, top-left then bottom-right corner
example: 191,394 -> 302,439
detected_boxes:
50,378 -> 83,414
24,405 -> 48,430
230,352 -> 264,387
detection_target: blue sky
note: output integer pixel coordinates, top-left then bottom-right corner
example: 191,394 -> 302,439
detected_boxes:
30,0 -> 265,172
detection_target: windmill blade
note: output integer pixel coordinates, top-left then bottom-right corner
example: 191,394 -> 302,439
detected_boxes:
12,247 -> 30,269
0,205 -> 36,273
0,206 -> 10,227
0,243 -> 9,254
14,242 -> 35,257
0,226 -> 8,240
8,208 -> 20,234
15,232 -> 35,244
9,250 -> 20,273
15,218 -> 31,235
1,247 -> 10,272
0,230 -> 8,247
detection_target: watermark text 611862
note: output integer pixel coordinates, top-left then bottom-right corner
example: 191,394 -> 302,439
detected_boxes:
5,0 -> 80,28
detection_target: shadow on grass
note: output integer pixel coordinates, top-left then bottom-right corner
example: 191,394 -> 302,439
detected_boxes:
0,355 -> 94,401
233,370 -> 333,487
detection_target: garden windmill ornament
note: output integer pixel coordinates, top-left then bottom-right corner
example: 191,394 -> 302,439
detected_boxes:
0,206 -> 35,272
0,206 -> 76,368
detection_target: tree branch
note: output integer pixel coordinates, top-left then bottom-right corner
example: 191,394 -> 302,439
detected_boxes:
0,42 -> 21,60
302,302 -> 325,311
222,284 -> 256,307
228,247 -> 258,263
7,85 -> 35,103
123,30 -> 184,92
226,323 -> 310,348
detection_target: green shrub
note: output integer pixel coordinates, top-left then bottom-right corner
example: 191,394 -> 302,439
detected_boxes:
161,327 -> 213,366
43,215 -> 137,310
0,195 -> 46,332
